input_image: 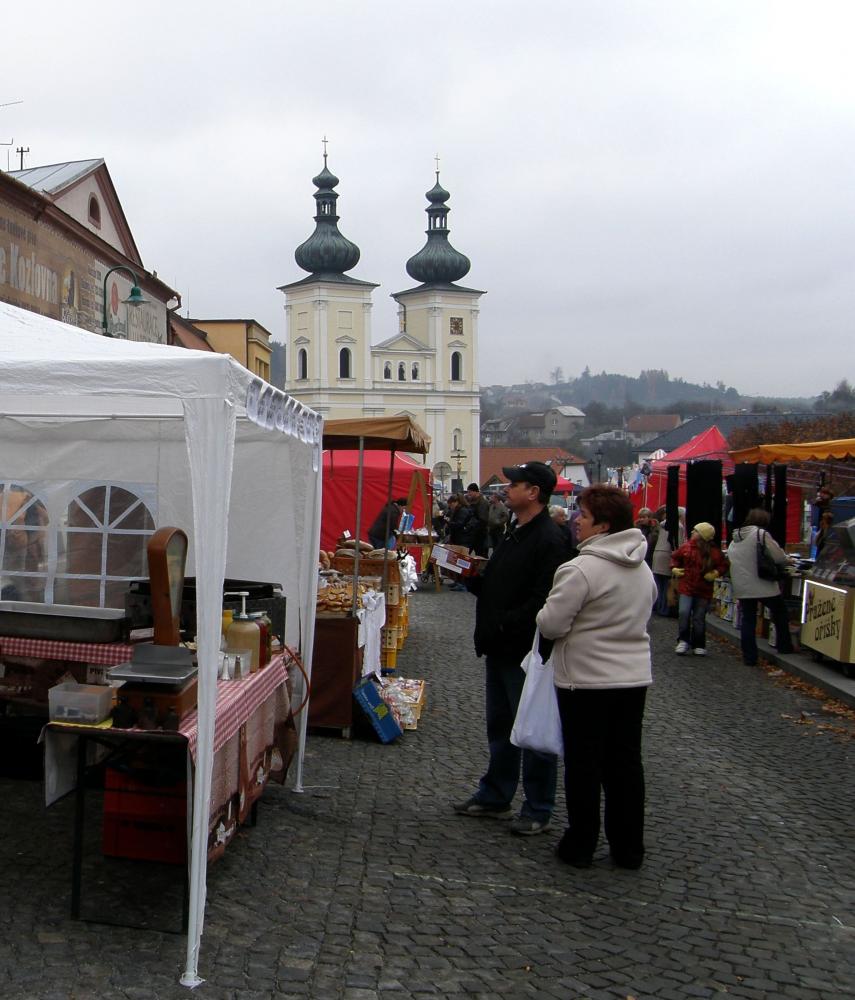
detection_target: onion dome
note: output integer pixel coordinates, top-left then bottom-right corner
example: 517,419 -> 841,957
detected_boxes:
294,155 -> 361,277
405,172 -> 470,286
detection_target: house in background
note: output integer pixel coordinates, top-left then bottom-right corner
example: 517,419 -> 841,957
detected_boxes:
188,318 -> 273,381
480,447 -> 590,489
626,413 -> 682,446
543,405 -> 586,439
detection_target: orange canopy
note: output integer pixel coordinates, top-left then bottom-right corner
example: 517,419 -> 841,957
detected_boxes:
730,438 -> 855,464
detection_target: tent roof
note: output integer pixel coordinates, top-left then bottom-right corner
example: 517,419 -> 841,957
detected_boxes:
653,425 -> 731,470
0,300 -> 253,407
730,438 -> 855,463
322,415 -> 430,454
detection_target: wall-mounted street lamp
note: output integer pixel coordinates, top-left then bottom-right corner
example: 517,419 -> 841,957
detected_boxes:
102,265 -> 148,338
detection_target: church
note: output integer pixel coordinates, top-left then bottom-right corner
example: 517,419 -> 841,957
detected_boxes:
279,155 -> 484,490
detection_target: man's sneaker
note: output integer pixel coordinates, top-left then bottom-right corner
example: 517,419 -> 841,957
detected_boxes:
510,816 -> 550,836
693,647 -> 707,656
675,641 -> 690,655
453,797 -> 512,819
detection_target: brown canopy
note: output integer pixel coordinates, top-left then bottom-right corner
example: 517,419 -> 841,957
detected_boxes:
322,415 -> 431,455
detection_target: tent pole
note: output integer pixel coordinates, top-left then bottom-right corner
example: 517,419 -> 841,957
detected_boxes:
381,448 -> 396,601
352,437 -> 365,615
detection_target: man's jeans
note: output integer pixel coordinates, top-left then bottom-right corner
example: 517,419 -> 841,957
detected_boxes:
475,654 -> 557,821
678,594 -> 710,649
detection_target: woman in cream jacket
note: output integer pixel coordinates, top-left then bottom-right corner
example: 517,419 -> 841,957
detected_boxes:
537,485 -> 657,870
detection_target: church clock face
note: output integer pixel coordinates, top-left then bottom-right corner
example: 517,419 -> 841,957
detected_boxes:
450,317 -> 463,337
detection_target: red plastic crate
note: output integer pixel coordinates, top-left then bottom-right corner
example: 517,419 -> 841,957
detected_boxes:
103,767 -> 187,819
102,813 -> 186,865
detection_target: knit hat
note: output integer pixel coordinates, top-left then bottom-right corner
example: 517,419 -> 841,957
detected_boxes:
693,522 -> 715,542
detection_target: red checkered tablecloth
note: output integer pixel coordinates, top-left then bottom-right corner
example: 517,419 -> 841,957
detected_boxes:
180,654 -> 290,761
0,635 -> 134,665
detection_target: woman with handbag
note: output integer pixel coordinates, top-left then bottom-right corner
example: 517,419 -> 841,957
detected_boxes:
536,486 -> 657,870
727,508 -> 794,666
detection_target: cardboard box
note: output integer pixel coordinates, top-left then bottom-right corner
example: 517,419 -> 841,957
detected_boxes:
429,544 -> 485,577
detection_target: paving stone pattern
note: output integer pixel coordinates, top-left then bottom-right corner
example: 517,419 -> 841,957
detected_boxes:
1,586 -> 854,999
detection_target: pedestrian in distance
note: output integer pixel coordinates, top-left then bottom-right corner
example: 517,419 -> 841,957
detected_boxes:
443,493 -> 477,590
537,485 -> 657,869
550,504 -> 578,560
487,491 -> 510,554
367,497 -> 406,551
650,504 -> 684,617
670,522 -> 728,656
454,461 -> 574,835
464,482 -> 490,557
727,508 -> 794,666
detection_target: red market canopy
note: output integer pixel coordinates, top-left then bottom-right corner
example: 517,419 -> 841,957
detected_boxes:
651,425 -> 734,474
553,475 -> 578,494
321,449 -> 430,551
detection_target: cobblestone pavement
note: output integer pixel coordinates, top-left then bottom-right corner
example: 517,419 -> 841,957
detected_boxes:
2,584 -> 854,999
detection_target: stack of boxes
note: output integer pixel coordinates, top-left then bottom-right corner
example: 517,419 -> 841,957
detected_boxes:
381,562 -> 407,673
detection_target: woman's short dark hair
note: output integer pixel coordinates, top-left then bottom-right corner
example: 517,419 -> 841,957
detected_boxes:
744,508 -> 771,528
578,485 -> 634,533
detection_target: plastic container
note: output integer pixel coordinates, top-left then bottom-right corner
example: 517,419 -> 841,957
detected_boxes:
225,591 -> 261,673
49,681 -> 112,724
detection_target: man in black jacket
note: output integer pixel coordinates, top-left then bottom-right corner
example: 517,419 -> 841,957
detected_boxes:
454,461 -> 573,835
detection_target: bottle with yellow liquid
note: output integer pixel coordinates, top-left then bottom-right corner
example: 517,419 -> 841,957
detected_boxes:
225,591 -> 260,674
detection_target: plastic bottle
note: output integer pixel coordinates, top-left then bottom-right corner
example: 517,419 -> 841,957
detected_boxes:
225,592 -> 261,673
249,613 -> 269,668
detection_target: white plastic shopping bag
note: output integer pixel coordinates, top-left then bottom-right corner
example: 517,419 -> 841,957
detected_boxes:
510,627 -> 563,757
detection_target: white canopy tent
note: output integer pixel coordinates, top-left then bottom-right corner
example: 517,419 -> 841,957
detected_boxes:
0,301 -> 322,986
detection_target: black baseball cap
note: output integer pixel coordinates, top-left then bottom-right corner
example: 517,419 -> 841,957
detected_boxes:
502,461 -> 557,495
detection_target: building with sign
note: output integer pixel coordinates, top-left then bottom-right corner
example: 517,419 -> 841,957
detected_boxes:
279,156 -> 484,487
0,159 -> 178,341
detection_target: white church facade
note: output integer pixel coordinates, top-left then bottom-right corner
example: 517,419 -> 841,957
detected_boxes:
278,157 -> 484,489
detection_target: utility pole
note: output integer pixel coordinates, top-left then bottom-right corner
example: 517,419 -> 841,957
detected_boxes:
16,146 -> 29,170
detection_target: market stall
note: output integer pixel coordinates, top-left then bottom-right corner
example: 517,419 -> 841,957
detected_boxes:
309,417 -> 429,731
731,437 -> 855,673
0,301 -> 322,987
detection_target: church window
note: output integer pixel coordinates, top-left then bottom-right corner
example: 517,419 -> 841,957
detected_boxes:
383,362 -> 391,380
88,195 -> 101,228
411,362 -> 419,380
451,351 -> 462,382
298,349 -> 308,380
339,347 -> 352,379
450,317 -> 463,337
398,362 -> 406,381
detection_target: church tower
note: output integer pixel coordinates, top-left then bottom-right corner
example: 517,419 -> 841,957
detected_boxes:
279,153 -> 378,415
392,171 -> 484,487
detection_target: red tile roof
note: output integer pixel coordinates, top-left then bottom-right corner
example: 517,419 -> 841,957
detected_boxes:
626,414 -> 682,433
479,447 -> 587,486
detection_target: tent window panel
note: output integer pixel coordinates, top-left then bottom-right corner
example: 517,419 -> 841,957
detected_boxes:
0,485 -> 48,583
54,576 -> 102,608
57,484 -> 156,608
106,533 -> 149,577
61,531 -> 103,576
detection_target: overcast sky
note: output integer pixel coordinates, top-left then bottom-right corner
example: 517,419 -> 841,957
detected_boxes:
3,1 -> 853,398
